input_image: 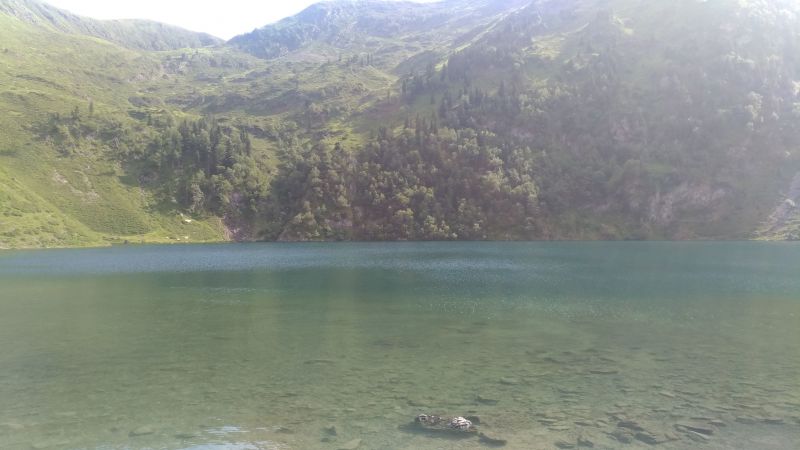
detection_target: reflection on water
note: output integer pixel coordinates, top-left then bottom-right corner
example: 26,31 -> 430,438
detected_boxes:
0,242 -> 799,449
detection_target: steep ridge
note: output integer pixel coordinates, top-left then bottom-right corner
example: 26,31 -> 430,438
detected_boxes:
228,0 -> 529,61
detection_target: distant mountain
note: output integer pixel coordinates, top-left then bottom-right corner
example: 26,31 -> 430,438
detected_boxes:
2,0 -> 800,248
0,0 -> 221,50
229,0 -> 529,61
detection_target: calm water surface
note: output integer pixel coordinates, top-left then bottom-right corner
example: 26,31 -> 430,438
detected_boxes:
0,242 -> 799,449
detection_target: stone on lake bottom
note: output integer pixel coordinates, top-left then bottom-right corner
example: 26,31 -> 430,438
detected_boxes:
617,420 -> 644,431
763,417 -> 784,425
338,438 -> 362,450
129,426 -> 155,437
476,395 -> 499,405
589,369 -> 619,375
675,422 -> 714,435
635,431 -> 678,445
610,428 -> 634,443
478,432 -> 507,447
684,430 -> 710,442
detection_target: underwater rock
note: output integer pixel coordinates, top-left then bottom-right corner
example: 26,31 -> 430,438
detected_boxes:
304,359 -> 335,364
129,426 -> 155,437
609,428 -> 634,443
478,432 -> 507,447
175,432 -> 197,439
338,438 -> 362,450
683,430 -> 710,442
413,414 -> 479,433
617,420 -> 644,431
499,377 -> 519,385
762,417 -> 784,425
324,425 -> 338,436
406,398 -> 426,407
476,394 -> 499,405
577,435 -> 595,447
465,415 -> 481,424
635,430 -> 679,445
450,417 -> 473,431
410,413 -> 512,445
414,414 -> 475,431
675,422 -> 714,435
589,369 -> 619,375
555,440 -> 576,449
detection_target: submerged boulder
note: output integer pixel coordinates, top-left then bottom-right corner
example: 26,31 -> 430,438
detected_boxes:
414,414 -> 476,433
408,413 -> 508,446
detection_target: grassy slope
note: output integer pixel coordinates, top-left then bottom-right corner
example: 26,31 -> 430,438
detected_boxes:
0,14 -> 224,248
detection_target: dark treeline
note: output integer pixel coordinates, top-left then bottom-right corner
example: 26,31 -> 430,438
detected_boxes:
137,117 -> 268,222
263,118 -> 540,241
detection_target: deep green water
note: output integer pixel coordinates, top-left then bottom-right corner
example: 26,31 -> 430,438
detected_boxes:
0,242 -> 799,449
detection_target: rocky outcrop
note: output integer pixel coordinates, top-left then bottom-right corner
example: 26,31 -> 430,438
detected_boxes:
757,172 -> 800,240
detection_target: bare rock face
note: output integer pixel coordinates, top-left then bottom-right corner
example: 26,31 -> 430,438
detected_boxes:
759,171 -> 800,238
647,182 -> 728,227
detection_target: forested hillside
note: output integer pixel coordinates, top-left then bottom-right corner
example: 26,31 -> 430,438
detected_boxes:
2,0 -> 800,247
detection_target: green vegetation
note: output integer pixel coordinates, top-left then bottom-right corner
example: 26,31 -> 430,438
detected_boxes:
2,0 -> 800,247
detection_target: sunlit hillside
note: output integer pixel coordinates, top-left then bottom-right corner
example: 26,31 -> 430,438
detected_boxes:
2,0 -> 800,247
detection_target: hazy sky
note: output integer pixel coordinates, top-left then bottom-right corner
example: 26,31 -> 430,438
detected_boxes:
43,0 -> 336,40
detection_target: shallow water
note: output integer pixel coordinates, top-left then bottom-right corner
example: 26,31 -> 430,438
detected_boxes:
0,242 -> 798,449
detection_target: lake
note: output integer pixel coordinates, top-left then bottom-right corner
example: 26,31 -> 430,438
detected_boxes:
0,242 -> 798,449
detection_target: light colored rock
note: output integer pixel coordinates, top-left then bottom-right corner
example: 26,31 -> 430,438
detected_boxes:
675,422 -> 714,435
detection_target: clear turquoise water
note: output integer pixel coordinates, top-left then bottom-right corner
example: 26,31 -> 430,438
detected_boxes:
0,242 -> 798,449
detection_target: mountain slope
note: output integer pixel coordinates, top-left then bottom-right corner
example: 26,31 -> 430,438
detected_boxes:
0,11 -> 226,248
0,0 -> 221,50
229,0 -> 528,60
2,0 -> 800,247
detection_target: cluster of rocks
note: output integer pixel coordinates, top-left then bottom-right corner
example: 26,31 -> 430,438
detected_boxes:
411,413 -> 508,446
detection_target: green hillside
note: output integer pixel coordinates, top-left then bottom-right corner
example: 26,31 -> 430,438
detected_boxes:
0,11 -> 225,248
2,0 -> 800,248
